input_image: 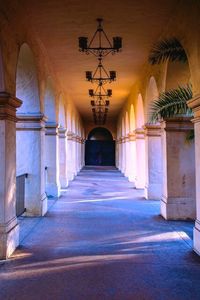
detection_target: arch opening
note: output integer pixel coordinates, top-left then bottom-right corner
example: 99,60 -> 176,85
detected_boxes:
85,127 -> 115,166
16,43 -> 40,114
88,127 -> 113,141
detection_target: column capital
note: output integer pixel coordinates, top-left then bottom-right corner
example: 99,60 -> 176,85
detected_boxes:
71,134 -> 80,142
0,92 -> 22,122
161,117 -> 193,132
124,135 -> 129,142
58,127 -> 67,138
76,136 -> 82,143
45,122 -> 59,135
128,131 -> 136,141
144,123 -> 162,137
135,128 -> 145,139
121,136 -> 126,143
116,137 -> 121,144
16,113 -> 47,130
74,135 -> 80,143
187,94 -> 200,123
67,131 -> 74,140
81,138 -> 85,144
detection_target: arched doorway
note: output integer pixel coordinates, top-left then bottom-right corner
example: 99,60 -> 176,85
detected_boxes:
85,127 -> 115,166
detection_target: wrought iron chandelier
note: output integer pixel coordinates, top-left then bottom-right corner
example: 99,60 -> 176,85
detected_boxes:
78,18 -> 122,125
79,18 -> 122,58
89,86 -> 112,98
92,106 -> 108,125
86,57 -> 116,84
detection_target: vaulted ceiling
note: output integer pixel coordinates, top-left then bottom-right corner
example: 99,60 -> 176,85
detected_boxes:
6,0 -> 179,122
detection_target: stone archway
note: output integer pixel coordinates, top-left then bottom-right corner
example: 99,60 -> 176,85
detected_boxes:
85,127 -> 115,166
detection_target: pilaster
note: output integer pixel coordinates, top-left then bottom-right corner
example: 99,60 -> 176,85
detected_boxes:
16,113 -> 47,216
0,92 -> 22,259
121,136 -> 126,174
66,131 -> 76,181
124,135 -> 130,177
81,138 -> 85,168
144,124 -> 162,200
135,128 -> 145,189
117,137 -> 122,171
127,132 -> 136,183
58,127 -> 68,189
45,122 -> 61,197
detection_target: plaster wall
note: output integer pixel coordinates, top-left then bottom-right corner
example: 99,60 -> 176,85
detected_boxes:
16,127 -> 47,216
166,61 -> 191,91
16,44 -> 40,114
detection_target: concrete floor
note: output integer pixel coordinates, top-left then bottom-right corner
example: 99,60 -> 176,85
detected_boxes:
1,166 -> 200,300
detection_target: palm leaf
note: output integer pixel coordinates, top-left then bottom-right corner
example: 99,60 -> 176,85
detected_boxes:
149,85 -> 193,123
186,129 -> 195,143
148,38 -> 188,65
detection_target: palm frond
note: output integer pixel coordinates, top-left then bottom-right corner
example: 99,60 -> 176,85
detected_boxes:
149,85 -> 193,123
148,38 -> 188,65
186,129 -> 195,143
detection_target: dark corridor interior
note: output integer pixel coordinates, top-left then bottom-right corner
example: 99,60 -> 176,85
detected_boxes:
85,127 -> 115,166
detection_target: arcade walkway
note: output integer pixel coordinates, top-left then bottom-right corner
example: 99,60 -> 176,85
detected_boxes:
1,167 -> 200,299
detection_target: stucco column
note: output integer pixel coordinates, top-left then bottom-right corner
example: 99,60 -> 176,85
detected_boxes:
79,137 -> 83,170
58,127 -> 68,189
45,122 -> 61,197
76,136 -> 81,172
66,131 -> 75,181
144,124 -> 163,200
0,92 -> 22,259
128,132 -> 137,183
124,136 -> 130,177
121,137 -> 126,174
16,113 -> 47,216
72,134 -> 77,176
115,140 -> 119,168
135,128 -> 145,189
119,137 -> 123,171
161,117 -> 195,220
188,96 -> 200,254
82,138 -> 85,167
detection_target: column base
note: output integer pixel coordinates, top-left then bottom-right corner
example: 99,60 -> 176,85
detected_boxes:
194,221 -> 200,256
25,193 -> 48,217
0,218 -> 19,259
124,171 -> 129,178
60,178 -> 69,189
145,183 -> 162,200
67,172 -> 75,181
161,196 -> 196,220
128,174 -> 136,183
135,179 -> 145,189
46,183 -> 61,198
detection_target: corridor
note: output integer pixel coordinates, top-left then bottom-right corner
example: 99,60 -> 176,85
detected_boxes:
1,167 -> 200,300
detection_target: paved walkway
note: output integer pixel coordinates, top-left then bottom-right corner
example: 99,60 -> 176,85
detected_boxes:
1,166 -> 200,300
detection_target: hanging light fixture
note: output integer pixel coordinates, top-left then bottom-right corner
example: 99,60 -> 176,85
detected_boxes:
78,18 -> 122,57
78,18 -> 122,125
92,106 -> 108,125
89,84 -> 112,99
85,58 -> 116,84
